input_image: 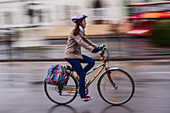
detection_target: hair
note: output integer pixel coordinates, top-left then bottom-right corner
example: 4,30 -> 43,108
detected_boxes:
73,23 -> 79,36
73,20 -> 83,36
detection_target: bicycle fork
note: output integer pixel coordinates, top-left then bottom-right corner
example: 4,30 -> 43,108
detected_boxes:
105,67 -> 118,89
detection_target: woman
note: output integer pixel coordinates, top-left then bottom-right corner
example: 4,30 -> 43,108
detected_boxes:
64,14 -> 102,101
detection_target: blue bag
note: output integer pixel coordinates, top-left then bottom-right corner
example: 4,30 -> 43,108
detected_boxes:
44,64 -> 69,86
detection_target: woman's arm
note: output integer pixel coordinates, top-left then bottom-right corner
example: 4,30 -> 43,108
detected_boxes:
79,31 -> 98,48
83,36 -> 98,48
73,34 -> 95,52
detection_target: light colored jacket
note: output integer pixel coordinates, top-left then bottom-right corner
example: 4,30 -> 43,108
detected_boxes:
64,29 -> 98,59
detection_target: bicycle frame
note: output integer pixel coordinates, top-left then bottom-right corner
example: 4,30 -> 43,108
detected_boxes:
85,63 -> 105,88
63,62 -> 106,91
63,47 -> 117,91
85,61 -> 117,88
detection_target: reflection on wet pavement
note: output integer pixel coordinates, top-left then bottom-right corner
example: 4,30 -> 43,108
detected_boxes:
0,60 -> 170,113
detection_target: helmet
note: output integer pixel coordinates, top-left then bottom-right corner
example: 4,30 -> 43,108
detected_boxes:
72,14 -> 88,23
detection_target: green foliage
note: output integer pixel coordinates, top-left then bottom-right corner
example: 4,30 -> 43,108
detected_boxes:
151,20 -> 170,47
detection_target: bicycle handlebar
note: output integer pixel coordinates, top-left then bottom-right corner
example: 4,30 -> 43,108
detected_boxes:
99,46 -> 109,63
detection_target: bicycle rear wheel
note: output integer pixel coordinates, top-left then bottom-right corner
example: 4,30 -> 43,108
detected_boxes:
44,74 -> 78,105
98,69 -> 135,105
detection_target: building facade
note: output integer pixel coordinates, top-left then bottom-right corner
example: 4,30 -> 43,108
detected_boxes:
0,0 -> 167,28
0,0 -> 127,28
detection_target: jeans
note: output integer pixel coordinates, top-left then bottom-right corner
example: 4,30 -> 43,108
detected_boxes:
65,55 -> 95,97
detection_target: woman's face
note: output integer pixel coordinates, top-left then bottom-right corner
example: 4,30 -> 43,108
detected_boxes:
81,19 -> 87,28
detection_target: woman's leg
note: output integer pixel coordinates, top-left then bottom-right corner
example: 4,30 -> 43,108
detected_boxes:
65,59 -> 86,98
81,55 -> 95,73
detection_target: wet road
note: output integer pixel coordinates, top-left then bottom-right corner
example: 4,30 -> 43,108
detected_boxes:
0,60 -> 170,113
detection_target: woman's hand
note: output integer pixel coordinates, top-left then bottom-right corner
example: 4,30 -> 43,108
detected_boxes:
92,44 -> 105,53
92,48 -> 100,53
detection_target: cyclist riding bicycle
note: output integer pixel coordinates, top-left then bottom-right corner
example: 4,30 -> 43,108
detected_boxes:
64,14 -> 102,101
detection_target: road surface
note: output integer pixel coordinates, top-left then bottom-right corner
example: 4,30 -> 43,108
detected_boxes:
0,60 -> 170,113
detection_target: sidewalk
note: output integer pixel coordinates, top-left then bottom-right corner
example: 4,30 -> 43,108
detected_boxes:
44,24 -> 125,39
9,24 -> 124,48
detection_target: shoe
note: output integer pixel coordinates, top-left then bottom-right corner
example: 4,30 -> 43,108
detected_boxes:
81,96 -> 93,101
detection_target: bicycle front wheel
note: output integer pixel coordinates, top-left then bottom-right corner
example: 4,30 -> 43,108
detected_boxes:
98,69 -> 135,105
44,74 -> 78,105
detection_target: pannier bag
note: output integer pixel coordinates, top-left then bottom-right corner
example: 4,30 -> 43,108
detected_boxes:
44,64 -> 69,86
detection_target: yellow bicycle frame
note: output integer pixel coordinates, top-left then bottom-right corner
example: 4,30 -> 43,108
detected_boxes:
63,47 -> 110,91
63,62 -> 107,91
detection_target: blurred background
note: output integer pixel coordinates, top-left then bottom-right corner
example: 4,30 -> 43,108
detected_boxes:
1,0 -> 170,113
0,0 -> 170,60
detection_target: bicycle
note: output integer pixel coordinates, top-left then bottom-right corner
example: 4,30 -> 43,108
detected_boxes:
44,46 -> 135,105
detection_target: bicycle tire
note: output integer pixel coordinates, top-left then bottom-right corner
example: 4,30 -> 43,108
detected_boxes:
97,68 -> 135,105
44,74 -> 78,105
